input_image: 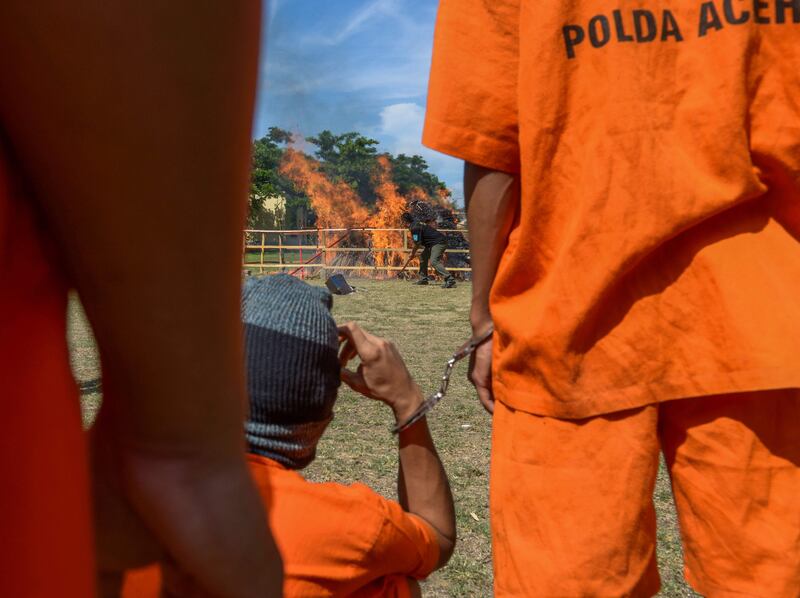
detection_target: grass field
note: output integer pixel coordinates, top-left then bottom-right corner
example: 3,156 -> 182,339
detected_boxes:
68,278 -> 699,597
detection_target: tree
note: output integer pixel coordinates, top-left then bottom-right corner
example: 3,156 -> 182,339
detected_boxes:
249,127 -> 309,229
248,127 -> 453,229
307,130 -> 381,206
389,153 -> 450,201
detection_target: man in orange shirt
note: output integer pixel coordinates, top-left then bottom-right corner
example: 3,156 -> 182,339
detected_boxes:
0,2 -> 283,596
124,274 -> 456,597
424,1 -> 800,596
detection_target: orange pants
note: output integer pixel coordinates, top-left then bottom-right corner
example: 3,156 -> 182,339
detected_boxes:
490,390 -> 800,597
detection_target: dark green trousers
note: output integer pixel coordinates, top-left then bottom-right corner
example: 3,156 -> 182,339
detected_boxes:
419,243 -> 450,278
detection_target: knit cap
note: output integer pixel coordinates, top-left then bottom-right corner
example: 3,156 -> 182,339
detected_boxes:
242,274 -> 340,469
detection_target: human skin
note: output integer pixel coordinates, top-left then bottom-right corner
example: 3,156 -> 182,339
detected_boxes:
463,163 -> 519,414
338,322 -> 456,568
0,2 -> 282,596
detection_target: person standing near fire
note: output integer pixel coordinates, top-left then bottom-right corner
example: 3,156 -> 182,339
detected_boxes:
401,212 -> 456,288
424,0 -> 800,596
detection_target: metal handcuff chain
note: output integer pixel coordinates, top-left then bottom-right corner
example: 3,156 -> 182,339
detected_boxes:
392,325 -> 495,434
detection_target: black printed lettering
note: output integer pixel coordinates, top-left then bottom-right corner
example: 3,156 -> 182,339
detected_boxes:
634,10 -> 658,41
723,0 -> 751,23
754,0 -> 771,23
699,1 -> 725,35
563,25 -> 585,59
775,0 -> 800,23
613,9 -> 635,41
589,15 -> 612,47
661,10 -> 685,40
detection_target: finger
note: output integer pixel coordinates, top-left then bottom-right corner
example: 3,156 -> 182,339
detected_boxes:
476,386 -> 495,415
338,322 -> 380,362
338,339 -> 358,367
337,321 -> 369,347
340,367 -> 370,396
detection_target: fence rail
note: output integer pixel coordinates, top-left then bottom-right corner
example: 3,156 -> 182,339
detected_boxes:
242,227 -> 471,276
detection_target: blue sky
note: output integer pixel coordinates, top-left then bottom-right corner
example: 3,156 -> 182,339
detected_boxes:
255,0 -> 464,204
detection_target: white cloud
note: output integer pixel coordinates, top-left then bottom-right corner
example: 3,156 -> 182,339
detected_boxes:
265,63 -> 425,98
379,102 -> 464,204
261,0 -> 435,99
268,0 -> 281,22
379,102 -> 426,153
303,0 -> 400,46
256,2 -> 466,204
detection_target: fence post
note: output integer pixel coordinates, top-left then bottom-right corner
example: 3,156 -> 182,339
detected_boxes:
242,231 -> 247,272
402,229 -> 408,272
320,229 -> 327,279
372,230 -> 378,276
259,232 -> 265,274
278,232 -> 283,271
299,233 -> 304,279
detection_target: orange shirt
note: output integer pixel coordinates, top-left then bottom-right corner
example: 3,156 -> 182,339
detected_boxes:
424,0 -> 800,418
0,150 -> 94,595
123,454 -> 439,597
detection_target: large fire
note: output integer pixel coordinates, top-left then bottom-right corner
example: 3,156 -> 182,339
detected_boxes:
279,149 -> 452,276
369,156 -> 408,269
280,149 -> 369,228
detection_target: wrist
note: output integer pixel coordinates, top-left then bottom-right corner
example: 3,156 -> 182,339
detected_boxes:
470,307 -> 492,334
390,385 -> 425,424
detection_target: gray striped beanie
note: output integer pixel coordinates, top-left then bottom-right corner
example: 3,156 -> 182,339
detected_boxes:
242,274 -> 340,469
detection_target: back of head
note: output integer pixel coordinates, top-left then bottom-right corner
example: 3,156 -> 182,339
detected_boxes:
242,274 -> 340,469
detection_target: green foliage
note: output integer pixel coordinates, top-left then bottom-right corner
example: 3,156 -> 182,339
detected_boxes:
249,127 -> 308,229
248,127 -> 450,229
389,153 -> 450,200
307,130 -> 381,206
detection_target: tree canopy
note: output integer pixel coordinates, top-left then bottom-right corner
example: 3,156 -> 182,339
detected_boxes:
248,128 -> 450,229
389,153 -> 450,199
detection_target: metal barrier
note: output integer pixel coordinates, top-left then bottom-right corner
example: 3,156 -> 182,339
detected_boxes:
243,228 -> 470,276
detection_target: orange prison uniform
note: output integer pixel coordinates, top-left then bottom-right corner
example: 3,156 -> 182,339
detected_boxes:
123,454 -> 439,597
0,148 -> 95,595
424,0 -> 800,595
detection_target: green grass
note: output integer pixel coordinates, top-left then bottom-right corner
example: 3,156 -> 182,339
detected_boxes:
69,278 -> 698,597
243,248 -> 325,266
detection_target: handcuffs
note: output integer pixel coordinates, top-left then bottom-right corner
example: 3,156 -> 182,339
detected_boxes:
392,325 -> 494,434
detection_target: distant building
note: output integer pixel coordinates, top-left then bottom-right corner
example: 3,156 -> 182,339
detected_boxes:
260,194 -> 286,213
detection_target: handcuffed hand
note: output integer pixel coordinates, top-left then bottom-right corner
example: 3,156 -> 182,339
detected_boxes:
468,331 -> 494,415
338,322 -> 423,422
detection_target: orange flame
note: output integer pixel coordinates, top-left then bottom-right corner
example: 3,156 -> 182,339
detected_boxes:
279,149 -> 452,277
279,149 -> 369,229
435,186 -> 454,208
368,156 -> 408,268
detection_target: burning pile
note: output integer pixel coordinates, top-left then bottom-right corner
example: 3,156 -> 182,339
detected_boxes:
369,156 -> 408,269
280,149 -> 369,228
279,149 -> 468,277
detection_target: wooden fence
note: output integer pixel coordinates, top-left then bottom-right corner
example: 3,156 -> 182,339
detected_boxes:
243,228 -> 470,276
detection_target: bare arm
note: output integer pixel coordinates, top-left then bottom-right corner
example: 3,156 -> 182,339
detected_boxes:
0,2 -> 282,596
396,406 -> 456,568
339,323 -> 456,569
464,162 -> 519,413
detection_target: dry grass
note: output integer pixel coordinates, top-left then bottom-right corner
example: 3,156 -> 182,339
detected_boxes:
69,278 -> 698,597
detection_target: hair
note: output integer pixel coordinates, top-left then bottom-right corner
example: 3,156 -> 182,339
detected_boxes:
400,212 -> 414,225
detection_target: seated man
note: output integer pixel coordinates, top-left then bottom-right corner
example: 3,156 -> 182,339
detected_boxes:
123,274 -> 456,597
